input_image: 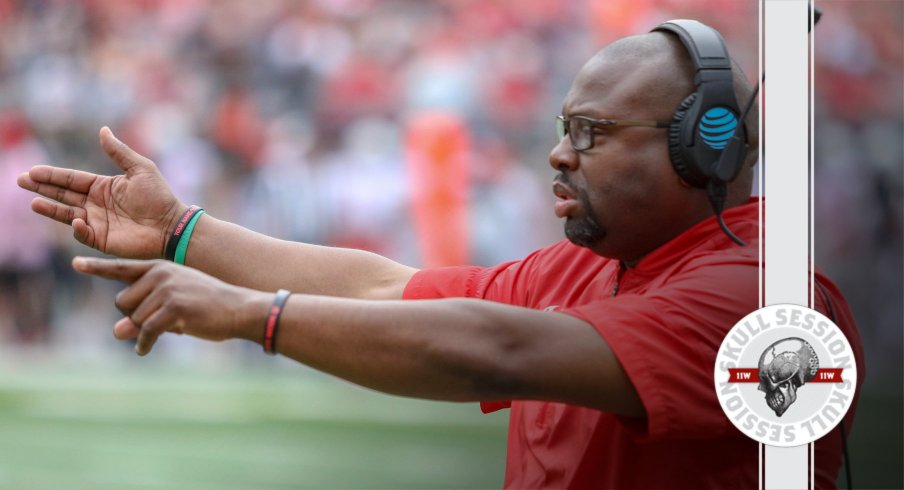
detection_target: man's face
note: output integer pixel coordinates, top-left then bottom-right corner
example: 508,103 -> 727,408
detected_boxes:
549,53 -> 705,262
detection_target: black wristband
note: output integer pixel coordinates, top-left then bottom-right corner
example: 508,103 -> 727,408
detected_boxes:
165,205 -> 202,261
263,289 -> 291,355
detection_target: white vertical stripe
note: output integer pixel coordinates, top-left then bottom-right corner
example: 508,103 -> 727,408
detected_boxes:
763,1 -> 811,489
766,444 -> 809,489
764,2 -> 808,306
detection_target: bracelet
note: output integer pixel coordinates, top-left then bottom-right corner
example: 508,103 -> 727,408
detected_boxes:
263,289 -> 291,355
165,205 -> 203,261
173,210 -> 205,265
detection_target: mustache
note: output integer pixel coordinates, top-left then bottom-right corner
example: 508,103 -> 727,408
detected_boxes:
553,173 -> 571,186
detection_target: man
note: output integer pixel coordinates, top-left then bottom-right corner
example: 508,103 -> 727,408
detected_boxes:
18,24 -> 862,489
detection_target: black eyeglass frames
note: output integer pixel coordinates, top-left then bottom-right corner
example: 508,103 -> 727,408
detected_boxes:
555,115 -> 671,151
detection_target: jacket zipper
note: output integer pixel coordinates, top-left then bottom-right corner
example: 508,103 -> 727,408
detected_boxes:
611,261 -> 627,297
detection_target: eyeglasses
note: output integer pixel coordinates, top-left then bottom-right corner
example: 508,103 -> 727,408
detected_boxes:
556,115 -> 671,151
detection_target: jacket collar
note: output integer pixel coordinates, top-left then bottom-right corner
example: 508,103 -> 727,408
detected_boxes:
629,197 -> 760,276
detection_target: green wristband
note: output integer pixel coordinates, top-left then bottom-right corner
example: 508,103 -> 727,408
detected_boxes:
174,209 -> 205,265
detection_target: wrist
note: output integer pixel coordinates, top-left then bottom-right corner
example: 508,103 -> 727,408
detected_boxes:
234,290 -> 274,343
262,289 -> 292,354
164,205 -> 205,262
161,202 -> 191,258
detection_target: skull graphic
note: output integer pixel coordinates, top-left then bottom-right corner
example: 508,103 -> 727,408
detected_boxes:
757,338 -> 819,417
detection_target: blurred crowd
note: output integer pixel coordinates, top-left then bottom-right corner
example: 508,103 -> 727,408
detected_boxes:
0,0 -> 898,387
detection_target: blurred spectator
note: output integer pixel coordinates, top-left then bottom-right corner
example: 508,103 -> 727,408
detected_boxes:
470,136 -> 558,265
0,112 -> 54,342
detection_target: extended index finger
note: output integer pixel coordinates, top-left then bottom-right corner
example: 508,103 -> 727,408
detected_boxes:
72,257 -> 157,284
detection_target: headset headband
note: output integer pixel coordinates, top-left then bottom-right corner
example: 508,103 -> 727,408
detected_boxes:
653,20 -> 732,73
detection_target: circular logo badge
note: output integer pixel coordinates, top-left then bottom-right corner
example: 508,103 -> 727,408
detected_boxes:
699,106 -> 738,150
713,304 -> 857,447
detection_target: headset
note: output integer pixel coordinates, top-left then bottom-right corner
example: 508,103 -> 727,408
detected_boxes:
654,20 -> 747,190
652,19 -> 750,246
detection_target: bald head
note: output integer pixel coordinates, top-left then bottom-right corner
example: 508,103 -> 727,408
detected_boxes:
576,33 -> 696,119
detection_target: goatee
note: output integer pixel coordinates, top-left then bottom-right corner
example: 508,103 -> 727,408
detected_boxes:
557,174 -> 605,247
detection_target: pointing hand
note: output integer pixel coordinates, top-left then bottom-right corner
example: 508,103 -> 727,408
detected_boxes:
72,257 -> 267,356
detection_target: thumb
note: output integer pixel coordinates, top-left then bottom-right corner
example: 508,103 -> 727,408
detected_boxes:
99,127 -> 156,175
72,256 -> 157,284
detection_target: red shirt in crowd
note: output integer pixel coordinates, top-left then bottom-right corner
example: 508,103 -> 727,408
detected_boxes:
402,199 -> 864,489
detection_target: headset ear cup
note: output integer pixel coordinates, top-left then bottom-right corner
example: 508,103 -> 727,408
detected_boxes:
668,93 -> 703,187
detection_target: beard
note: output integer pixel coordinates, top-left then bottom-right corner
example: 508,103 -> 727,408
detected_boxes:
562,180 -> 605,248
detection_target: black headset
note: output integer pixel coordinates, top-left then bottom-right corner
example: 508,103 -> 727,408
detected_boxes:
653,20 -> 748,189
653,19 -> 750,246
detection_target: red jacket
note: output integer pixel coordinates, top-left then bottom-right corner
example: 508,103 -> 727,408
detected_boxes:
403,199 -> 864,489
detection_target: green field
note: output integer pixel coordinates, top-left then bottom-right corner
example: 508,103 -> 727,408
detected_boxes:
2,357 -> 899,490
0,359 -> 508,490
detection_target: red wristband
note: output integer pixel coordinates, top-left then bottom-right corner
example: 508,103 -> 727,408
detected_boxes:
263,289 -> 291,355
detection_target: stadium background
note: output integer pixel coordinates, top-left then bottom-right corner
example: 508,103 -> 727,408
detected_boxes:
0,0 -> 900,488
